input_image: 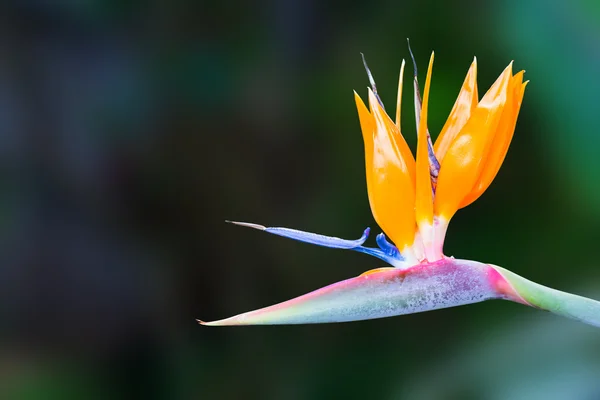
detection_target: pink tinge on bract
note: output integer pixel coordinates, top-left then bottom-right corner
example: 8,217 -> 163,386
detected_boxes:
199,258 -> 513,326
486,264 -> 531,306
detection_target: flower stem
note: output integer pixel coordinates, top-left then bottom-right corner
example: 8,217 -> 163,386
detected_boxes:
494,265 -> 600,328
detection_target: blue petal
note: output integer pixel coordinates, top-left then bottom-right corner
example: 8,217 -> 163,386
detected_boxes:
376,233 -> 401,258
352,246 -> 404,266
361,53 -> 385,109
227,221 -> 406,268
227,221 -> 369,249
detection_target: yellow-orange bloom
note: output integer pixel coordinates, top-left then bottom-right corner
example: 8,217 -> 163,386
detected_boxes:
355,52 -> 527,262
202,49 -> 600,330
354,68 -> 418,262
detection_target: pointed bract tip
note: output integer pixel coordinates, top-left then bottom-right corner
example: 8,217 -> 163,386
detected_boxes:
361,53 -> 377,91
196,317 -> 241,327
226,220 -> 266,231
407,39 -> 418,77
197,318 -> 227,327
197,319 -> 225,327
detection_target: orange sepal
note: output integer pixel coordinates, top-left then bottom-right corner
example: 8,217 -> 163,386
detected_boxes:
434,58 -> 478,163
354,89 -> 416,250
459,71 -> 527,208
354,90 -> 375,175
415,52 -> 435,228
434,62 -> 513,221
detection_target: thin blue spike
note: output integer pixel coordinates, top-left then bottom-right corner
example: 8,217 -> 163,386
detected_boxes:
407,38 -> 418,78
228,221 -> 407,268
360,53 -> 385,110
264,227 -> 370,249
228,221 -> 369,249
428,140 -> 441,191
406,38 -> 441,193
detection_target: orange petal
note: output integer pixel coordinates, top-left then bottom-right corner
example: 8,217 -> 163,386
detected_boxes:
355,90 -> 375,174
395,59 -> 406,129
434,57 -> 478,163
434,62 -> 513,221
459,71 -> 527,208
415,52 -> 436,258
354,90 -> 416,250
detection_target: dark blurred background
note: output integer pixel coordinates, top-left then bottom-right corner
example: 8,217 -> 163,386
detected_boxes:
1,1 -> 600,399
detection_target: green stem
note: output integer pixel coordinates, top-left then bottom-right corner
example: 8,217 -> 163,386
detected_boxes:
494,265 -> 600,328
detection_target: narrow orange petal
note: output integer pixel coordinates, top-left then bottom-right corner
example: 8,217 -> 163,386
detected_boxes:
354,90 -> 416,250
415,52 -> 435,257
434,62 -> 513,221
434,57 -> 478,163
459,71 -> 527,208
395,59 -> 406,129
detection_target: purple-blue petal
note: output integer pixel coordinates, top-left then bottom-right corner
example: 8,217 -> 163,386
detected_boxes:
227,221 -> 369,249
227,221 -> 406,267
264,226 -> 370,249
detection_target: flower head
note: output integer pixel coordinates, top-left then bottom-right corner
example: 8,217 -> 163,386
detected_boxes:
355,50 -> 527,265
199,48 -> 600,329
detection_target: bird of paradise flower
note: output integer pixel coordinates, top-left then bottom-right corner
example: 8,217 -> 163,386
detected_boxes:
199,45 -> 600,328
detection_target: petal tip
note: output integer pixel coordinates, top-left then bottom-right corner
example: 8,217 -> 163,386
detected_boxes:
226,220 -> 266,231
367,87 -> 380,109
